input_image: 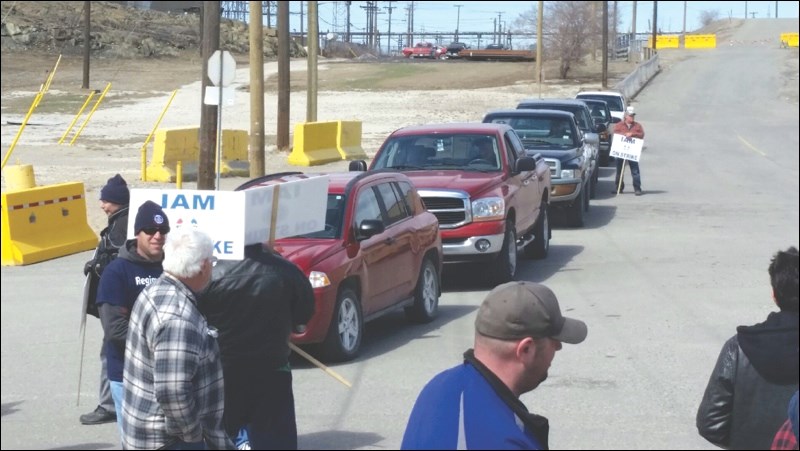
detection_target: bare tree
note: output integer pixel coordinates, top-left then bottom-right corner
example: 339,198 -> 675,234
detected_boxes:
699,10 -> 720,27
545,1 -> 595,79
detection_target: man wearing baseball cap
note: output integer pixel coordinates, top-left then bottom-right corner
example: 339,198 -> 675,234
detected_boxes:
402,281 -> 587,450
611,105 -> 646,195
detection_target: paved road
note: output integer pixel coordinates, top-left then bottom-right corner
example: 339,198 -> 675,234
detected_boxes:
2,18 -> 798,450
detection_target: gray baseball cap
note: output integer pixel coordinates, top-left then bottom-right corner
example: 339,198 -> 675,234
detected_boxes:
475,281 -> 587,344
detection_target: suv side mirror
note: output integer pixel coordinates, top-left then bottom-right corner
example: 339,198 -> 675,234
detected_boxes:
611,117 -> 622,123
595,122 -> 607,132
349,160 -> 368,172
514,156 -> 536,173
356,219 -> 385,240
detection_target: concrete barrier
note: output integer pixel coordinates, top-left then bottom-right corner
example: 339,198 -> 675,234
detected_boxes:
146,127 -> 249,182
288,121 -> 343,166
685,34 -> 717,49
647,35 -> 679,49
337,121 -> 368,160
2,182 -> 98,266
780,32 -> 799,47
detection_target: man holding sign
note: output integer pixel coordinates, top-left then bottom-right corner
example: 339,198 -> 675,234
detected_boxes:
611,106 -> 646,196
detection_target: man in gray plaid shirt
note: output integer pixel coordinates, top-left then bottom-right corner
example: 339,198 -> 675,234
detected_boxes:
121,228 -> 234,450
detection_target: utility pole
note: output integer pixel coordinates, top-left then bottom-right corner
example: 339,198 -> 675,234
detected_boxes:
612,1 -> 617,55
276,1 -> 290,151
454,4 -> 463,42
249,0 -> 264,177
386,2 -> 394,54
406,1 -> 414,47
602,0 -> 608,88
535,0 -> 543,98
307,1 -> 318,122
345,1 -> 351,42
631,1 -> 637,62
199,1 -> 220,190
496,12 -> 503,44
682,1 -> 687,34
745,1 -> 748,19
775,1 -> 778,17
591,1 -> 597,61
82,1 -> 90,89
652,1 -> 658,52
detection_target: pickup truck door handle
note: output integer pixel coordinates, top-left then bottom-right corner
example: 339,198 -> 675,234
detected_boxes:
384,237 -> 396,245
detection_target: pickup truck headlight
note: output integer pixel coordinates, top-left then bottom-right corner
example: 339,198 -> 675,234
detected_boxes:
472,197 -> 505,221
308,271 -> 331,288
560,169 -> 576,179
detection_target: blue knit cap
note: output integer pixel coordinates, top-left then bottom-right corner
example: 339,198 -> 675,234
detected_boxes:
99,174 -> 130,205
134,200 -> 170,235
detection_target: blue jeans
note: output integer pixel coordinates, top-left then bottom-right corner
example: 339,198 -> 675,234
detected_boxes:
109,380 -> 124,441
615,158 -> 641,191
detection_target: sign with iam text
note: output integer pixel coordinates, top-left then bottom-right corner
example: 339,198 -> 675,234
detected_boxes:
127,176 -> 328,260
610,134 -> 644,162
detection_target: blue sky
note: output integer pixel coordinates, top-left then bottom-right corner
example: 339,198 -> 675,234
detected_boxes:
285,1 -> 799,41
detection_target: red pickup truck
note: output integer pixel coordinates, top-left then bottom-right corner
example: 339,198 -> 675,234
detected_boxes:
401,42 -> 444,59
351,123 -> 551,284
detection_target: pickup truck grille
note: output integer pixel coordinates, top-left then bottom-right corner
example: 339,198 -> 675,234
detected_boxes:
544,158 -> 560,179
416,189 -> 471,229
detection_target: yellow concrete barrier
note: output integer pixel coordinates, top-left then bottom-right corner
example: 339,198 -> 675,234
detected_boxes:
780,32 -> 798,47
337,121 -> 368,160
220,129 -> 250,177
288,121 -> 342,166
2,182 -> 98,266
146,127 -> 249,182
647,35 -> 680,49
685,34 -> 717,49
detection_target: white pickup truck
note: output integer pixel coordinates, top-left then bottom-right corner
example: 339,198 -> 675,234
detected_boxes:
576,91 -> 627,122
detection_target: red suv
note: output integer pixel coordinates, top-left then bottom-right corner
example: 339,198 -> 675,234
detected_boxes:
237,171 -> 443,361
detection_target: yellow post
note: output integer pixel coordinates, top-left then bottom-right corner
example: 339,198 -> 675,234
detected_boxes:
2,91 -> 43,171
139,90 -> 178,181
3,164 -> 37,191
69,82 -> 112,146
32,54 -> 62,110
58,91 -> 96,145
176,160 -> 183,189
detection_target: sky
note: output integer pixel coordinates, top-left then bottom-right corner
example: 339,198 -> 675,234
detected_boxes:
277,1 -> 799,48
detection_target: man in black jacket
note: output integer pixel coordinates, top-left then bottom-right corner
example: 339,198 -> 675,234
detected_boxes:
199,243 -> 315,450
80,174 -> 129,426
696,246 -> 799,449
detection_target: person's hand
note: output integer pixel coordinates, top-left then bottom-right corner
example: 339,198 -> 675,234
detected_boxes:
83,260 -> 93,276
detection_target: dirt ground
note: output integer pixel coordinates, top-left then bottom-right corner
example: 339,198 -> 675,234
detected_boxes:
1,45 -> 638,235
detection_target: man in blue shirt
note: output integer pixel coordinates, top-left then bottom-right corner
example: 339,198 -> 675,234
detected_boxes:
402,281 -> 588,450
96,200 -> 169,438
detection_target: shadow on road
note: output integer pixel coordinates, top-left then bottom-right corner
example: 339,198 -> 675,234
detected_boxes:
299,430 -> 384,450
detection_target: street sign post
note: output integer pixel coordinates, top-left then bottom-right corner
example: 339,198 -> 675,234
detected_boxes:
205,50 -> 236,189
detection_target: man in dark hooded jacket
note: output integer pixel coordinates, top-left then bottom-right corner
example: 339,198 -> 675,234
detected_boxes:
199,243 -> 315,450
696,246 -> 799,450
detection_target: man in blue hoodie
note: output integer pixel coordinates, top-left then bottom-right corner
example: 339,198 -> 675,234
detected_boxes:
697,246 -> 799,450
96,200 -> 169,437
402,281 -> 588,450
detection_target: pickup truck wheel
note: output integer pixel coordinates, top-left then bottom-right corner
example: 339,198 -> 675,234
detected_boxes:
491,221 -> 517,284
405,258 -> 439,323
566,188 -> 585,227
321,287 -> 363,362
525,204 -> 550,259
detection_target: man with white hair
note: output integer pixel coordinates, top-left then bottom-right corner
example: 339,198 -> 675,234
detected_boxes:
121,227 -> 233,450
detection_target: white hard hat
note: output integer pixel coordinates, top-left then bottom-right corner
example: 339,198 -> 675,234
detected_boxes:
626,106 -> 636,116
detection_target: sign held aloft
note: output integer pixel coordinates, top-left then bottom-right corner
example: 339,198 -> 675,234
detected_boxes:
127,176 -> 329,260
610,134 -> 644,162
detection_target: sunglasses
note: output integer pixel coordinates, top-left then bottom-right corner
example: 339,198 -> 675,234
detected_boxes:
141,227 -> 170,236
